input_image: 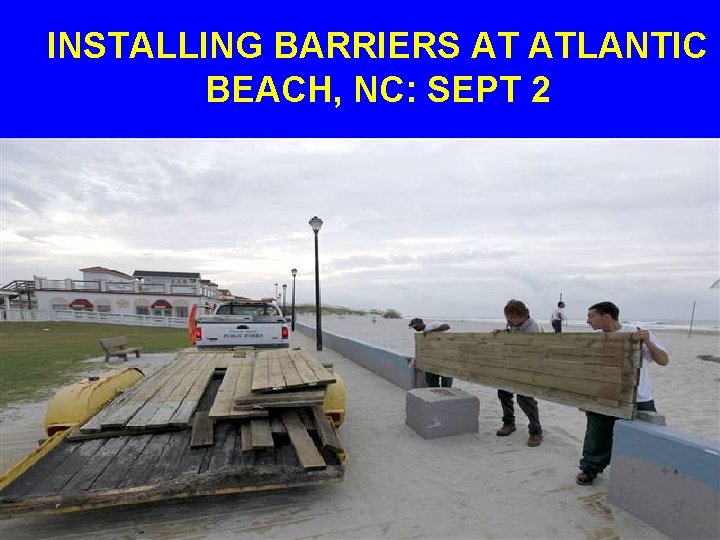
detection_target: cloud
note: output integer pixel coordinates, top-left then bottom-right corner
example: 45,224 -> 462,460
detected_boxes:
1,138 -> 717,319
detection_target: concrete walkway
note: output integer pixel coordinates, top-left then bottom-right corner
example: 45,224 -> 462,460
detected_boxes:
0,333 -> 667,539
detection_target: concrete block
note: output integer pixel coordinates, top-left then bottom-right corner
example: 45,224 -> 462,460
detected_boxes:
635,410 -> 666,426
608,420 -> 720,540
406,387 -> 479,439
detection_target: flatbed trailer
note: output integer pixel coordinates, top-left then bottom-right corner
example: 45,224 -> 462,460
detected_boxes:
0,351 -> 346,517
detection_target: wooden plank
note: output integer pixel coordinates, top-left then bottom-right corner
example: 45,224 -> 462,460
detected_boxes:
250,418 -> 274,450
127,359 -> 198,429
279,355 -> 305,388
270,416 -> 288,436
281,410 -> 326,470
94,356 -> 192,431
297,350 -> 336,386
232,387 -> 326,410
421,352 -> 633,384
267,355 -> 287,390
86,434 -> 154,490
80,357 -> 188,432
415,331 -> 641,419
208,364 -> 240,419
59,437 -> 129,493
240,421 -> 253,453
310,406 -> 343,453
418,358 -> 634,401
145,361 -> 205,428
168,362 -> 217,426
233,357 -> 255,401
291,350 -> 321,386
251,355 -> 270,392
298,409 -> 315,431
190,412 -> 214,448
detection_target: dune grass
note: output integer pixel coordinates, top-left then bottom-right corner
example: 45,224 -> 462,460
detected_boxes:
0,322 -> 188,408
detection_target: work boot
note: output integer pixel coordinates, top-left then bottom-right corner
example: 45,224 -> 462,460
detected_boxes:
496,424 -> 516,436
527,433 -> 543,447
575,470 -> 596,486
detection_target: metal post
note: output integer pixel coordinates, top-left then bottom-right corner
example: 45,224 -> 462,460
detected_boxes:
309,216 -> 323,351
313,230 -> 322,350
688,300 -> 697,338
282,284 -> 287,313
291,268 -> 297,331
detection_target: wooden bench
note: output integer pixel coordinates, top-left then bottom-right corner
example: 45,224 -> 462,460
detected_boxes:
99,337 -> 142,362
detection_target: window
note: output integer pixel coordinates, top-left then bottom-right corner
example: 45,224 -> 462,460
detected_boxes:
97,305 -> 111,313
136,306 -> 150,315
51,303 -> 67,311
176,306 -> 188,318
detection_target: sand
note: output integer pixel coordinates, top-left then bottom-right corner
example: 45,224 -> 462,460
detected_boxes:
0,329 -> 718,539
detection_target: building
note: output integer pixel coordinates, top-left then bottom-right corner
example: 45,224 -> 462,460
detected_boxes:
28,267 -> 222,318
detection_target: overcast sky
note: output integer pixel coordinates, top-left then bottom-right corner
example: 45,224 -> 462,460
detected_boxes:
1,139 -> 718,321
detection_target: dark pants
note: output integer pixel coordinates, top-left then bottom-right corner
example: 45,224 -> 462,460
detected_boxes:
426,372 -> 453,388
498,389 -> 542,434
552,319 -> 562,333
579,400 -> 656,475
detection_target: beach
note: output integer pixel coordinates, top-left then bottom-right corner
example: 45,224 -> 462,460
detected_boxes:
0,319 -> 718,539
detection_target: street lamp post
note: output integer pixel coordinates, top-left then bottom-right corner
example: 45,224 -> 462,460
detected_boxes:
309,216 -> 323,351
282,284 -> 287,313
291,268 -> 297,331
274,282 -> 278,300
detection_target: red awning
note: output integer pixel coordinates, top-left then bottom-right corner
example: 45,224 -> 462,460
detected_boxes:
151,299 -> 173,309
70,298 -> 93,309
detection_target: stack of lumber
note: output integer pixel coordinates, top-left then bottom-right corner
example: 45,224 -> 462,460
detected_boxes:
201,348 -> 340,471
415,332 -> 642,419
72,348 -> 342,472
208,348 -> 336,418
75,352 -> 238,437
0,349 -> 345,516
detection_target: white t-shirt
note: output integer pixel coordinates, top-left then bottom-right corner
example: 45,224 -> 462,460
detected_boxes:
424,321 -> 445,332
551,308 -> 565,322
615,324 -> 667,403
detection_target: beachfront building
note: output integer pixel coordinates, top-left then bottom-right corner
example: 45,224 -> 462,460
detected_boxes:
28,267 -> 221,318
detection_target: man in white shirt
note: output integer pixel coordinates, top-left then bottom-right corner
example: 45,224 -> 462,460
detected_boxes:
409,317 -> 452,387
551,301 -> 567,333
576,301 -> 670,485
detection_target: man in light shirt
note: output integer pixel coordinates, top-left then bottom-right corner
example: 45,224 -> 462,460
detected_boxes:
492,300 -> 544,447
576,301 -> 670,486
551,301 -> 567,333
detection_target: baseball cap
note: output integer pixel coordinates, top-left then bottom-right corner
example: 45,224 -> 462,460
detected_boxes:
408,317 -> 423,327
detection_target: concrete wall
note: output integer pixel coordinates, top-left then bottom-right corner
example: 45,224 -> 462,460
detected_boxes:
608,420 -> 720,539
296,323 -> 423,390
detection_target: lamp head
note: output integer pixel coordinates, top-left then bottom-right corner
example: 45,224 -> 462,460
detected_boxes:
291,268 -> 297,277
309,216 -> 323,233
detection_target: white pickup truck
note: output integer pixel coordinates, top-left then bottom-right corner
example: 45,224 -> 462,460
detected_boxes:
194,300 -> 290,349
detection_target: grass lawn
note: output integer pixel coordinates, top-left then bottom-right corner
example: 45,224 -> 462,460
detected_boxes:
0,322 -> 188,408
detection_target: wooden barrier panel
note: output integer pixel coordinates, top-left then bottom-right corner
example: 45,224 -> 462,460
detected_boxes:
415,332 -> 642,419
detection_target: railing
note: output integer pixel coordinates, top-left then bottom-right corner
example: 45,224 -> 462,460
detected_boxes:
138,284 -> 166,293
72,280 -> 101,291
0,309 -> 188,328
31,278 -> 219,297
37,279 -> 69,290
107,281 -> 137,292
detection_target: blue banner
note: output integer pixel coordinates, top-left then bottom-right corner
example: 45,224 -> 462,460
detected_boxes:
1,2 -> 717,137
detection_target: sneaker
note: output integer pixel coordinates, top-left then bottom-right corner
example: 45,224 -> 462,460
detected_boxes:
527,433 -> 543,447
575,470 -> 596,486
496,424 -> 517,436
